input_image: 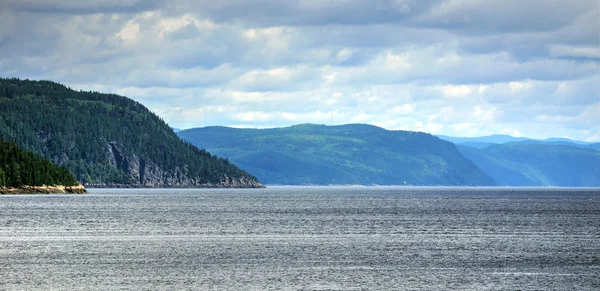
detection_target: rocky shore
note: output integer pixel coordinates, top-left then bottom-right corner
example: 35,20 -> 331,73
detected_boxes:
87,177 -> 265,188
0,184 -> 87,194
87,184 -> 266,188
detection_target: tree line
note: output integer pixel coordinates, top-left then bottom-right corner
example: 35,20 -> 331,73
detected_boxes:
0,137 -> 79,187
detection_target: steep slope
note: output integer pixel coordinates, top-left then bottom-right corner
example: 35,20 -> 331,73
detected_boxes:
178,124 -> 496,186
0,78 -> 261,188
458,143 -> 600,186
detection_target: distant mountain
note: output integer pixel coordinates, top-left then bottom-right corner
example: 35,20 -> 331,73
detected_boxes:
172,127 -> 182,133
458,143 -> 600,187
459,141 -> 496,149
437,134 -> 531,145
439,134 -> 599,151
178,124 -> 496,186
543,137 -> 589,145
509,140 -> 600,151
0,78 -> 261,188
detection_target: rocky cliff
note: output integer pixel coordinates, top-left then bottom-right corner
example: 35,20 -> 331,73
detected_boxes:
82,141 -> 263,188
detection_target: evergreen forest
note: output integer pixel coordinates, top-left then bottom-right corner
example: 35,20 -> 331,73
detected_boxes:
0,78 -> 258,186
0,137 -> 78,187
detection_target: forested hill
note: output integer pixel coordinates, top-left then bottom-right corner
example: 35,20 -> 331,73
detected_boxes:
0,138 -> 78,187
178,124 -> 496,186
0,78 -> 261,188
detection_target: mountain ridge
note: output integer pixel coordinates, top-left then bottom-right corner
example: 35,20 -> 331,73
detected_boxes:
438,134 -> 598,148
178,124 -> 496,186
458,143 -> 600,187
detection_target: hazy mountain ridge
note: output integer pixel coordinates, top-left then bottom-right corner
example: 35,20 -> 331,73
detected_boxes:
0,78 -> 261,188
178,124 -> 496,186
437,134 -> 531,145
458,143 -> 600,187
438,134 -> 599,151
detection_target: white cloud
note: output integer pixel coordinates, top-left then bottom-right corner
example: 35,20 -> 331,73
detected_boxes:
383,52 -> 412,71
158,14 -> 217,39
243,27 -> 293,50
508,81 -> 530,92
233,111 -> 273,122
335,48 -> 353,64
115,21 -> 139,44
440,85 -> 472,98
388,103 -> 415,115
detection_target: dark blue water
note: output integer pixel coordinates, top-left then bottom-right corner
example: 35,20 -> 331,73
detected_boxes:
1,187 -> 599,290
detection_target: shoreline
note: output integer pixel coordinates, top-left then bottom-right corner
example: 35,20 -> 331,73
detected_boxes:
86,184 -> 266,189
0,184 -> 87,195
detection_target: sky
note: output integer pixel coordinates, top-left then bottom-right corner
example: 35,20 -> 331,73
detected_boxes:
0,0 -> 599,141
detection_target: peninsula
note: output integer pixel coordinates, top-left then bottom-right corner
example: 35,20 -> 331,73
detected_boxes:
0,138 -> 86,194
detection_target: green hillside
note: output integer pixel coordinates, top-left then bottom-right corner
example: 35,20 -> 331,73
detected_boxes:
0,137 -> 78,187
0,78 -> 261,188
178,124 -> 496,186
458,143 -> 600,186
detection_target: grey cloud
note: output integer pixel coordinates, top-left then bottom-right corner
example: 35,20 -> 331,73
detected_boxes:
167,0 -> 438,26
330,50 -> 598,87
457,13 -> 599,61
1,0 -> 159,14
290,24 -> 451,50
409,0 -> 598,34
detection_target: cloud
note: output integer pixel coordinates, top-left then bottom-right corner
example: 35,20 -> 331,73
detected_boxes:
165,0 -> 435,26
0,0 -> 598,141
411,0 -> 598,34
548,45 -> 600,59
2,0 -> 160,14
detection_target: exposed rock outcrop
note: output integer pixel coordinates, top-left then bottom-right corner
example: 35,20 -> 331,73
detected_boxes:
92,142 -> 264,188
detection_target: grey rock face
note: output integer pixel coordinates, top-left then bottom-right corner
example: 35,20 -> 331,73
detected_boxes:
90,142 -> 264,188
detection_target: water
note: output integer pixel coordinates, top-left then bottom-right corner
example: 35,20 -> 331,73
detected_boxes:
1,187 -> 599,290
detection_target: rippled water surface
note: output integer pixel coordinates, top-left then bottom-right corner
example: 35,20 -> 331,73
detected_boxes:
1,187 -> 599,290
